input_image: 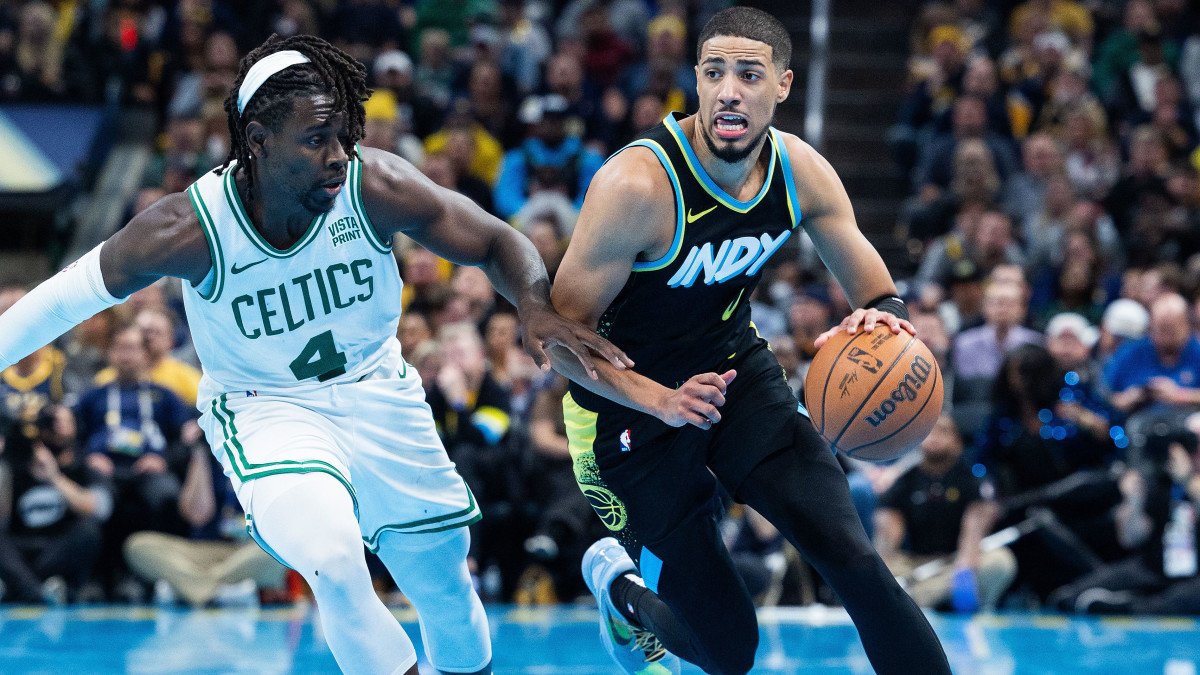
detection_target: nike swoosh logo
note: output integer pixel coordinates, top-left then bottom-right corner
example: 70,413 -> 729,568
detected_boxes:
230,259 -> 268,274
686,205 -> 718,223
722,288 -> 745,321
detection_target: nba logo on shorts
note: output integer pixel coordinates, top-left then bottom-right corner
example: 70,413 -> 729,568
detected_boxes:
619,429 -> 631,452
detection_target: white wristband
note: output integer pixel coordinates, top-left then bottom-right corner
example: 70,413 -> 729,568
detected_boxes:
0,243 -> 122,370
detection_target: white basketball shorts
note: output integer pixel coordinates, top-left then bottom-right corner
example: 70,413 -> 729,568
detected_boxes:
197,357 -> 480,556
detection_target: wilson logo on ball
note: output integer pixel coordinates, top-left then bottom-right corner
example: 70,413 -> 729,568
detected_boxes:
864,355 -> 934,428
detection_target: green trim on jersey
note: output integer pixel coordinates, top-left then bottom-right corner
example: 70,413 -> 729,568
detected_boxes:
222,167 -> 327,259
352,145 -> 392,254
625,139 -> 686,273
361,479 -> 481,553
209,394 -> 360,515
187,183 -> 226,302
770,129 -> 803,228
662,114 -> 776,214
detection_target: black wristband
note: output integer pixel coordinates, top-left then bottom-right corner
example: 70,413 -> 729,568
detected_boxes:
864,294 -> 909,321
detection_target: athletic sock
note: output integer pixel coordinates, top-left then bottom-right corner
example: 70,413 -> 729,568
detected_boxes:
609,573 -> 700,662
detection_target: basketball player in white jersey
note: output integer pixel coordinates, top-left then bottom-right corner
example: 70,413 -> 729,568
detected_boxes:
0,35 -> 631,675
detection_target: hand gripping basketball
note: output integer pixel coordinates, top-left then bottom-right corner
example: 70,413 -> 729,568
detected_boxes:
804,325 -> 943,462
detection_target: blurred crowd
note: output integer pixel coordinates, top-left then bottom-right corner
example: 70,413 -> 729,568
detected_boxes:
4,0 -> 1200,620
876,0 -> 1200,615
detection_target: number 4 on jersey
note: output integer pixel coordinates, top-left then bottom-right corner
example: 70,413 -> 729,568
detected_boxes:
289,330 -> 348,381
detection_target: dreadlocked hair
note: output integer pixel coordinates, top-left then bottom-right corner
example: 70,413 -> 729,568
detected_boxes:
220,34 -> 370,199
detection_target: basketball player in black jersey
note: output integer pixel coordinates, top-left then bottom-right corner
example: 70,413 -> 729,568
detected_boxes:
547,8 -> 953,675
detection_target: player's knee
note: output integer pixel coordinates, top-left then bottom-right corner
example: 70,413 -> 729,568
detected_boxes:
704,632 -> 757,675
299,537 -> 369,592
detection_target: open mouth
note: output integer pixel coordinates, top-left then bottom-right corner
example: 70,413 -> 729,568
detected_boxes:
318,176 -> 346,196
714,112 -> 749,139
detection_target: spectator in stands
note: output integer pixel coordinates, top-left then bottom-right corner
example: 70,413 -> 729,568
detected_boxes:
1014,30 -> 1074,125
1106,293 -> 1200,414
1107,27 -> 1181,130
414,28 -> 456,110
918,209 -> 1025,286
124,438 -> 285,607
397,312 -> 434,358
413,0 -> 496,51
373,49 -> 442,142
522,374 -> 606,601
524,217 -> 566,279
916,95 -> 1019,194
875,414 -> 1016,612
619,15 -> 697,119
555,0 -> 649,61
0,289 -> 69,441
95,309 -> 201,408
906,137 -> 1001,242
1051,426 -> 1200,614
1008,0 -> 1094,50
1031,51 -> 1097,138
483,310 -> 538,399
542,52 -> 610,149
75,324 -> 194,595
788,293 -> 832,366
494,93 -> 605,219
1044,312 -> 1115,426
572,4 -> 637,89
427,323 -> 523,598
1022,173 -> 1075,278
1092,0 -> 1167,102
460,60 -> 521,149
497,0 -> 552,96
0,404 -> 111,603
1099,298 -> 1151,362
1003,133 -> 1064,228
952,278 -> 1042,380
362,88 -> 424,166
328,0 -> 405,63
57,307 -> 125,397
1104,125 -> 1171,245
1062,102 -> 1121,200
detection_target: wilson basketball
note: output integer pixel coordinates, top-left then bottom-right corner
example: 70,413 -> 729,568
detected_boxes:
803,325 -> 943,461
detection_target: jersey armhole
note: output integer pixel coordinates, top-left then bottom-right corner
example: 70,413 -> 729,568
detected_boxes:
352,146 -> 393,254
772,130 -> 804,229
186,183 -> 225,302
618,140 -> 685,272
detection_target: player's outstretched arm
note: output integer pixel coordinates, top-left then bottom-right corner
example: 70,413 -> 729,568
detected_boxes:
0,192 -> 209,371
356,147 -> 631,377
550,149 -> 734,429
781,134 -> 915,348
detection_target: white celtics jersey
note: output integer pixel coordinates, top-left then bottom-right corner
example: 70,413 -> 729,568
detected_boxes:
181,156 -> 404,404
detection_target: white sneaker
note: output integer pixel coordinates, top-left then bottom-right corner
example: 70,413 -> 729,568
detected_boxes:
581,538 -> 680,675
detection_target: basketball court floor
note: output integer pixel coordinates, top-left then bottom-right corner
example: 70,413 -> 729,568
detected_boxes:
1,603 -> 1197,674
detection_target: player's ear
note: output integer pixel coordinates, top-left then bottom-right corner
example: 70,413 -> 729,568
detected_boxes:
776,68 -> 793,103
245,121 -> 270,159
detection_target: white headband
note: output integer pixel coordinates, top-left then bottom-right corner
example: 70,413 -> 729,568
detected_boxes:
237,50 -> 311,114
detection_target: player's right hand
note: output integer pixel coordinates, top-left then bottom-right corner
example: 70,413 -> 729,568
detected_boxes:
655,370 -> 736,429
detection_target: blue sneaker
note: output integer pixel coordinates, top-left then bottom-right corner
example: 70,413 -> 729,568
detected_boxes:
582,537 -> 681,675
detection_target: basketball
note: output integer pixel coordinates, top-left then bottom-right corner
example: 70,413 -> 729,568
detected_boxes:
803,325 -> 943,462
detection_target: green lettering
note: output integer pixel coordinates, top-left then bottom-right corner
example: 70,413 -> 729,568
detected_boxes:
351,259 -> 374,302
278,283 -> 305,331
257,288 -> 284,336
292,273 -> 317,321
232,295 -> 260,339
327,263 -> 354,309
313,267 -> 332,314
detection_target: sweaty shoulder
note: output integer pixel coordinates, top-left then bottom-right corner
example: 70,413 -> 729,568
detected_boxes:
577,145 -> 675,258
102,189 -> 211,297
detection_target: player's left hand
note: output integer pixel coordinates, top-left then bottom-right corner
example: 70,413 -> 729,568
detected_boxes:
813,308 -> 915,350
519,302 -> 635,379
